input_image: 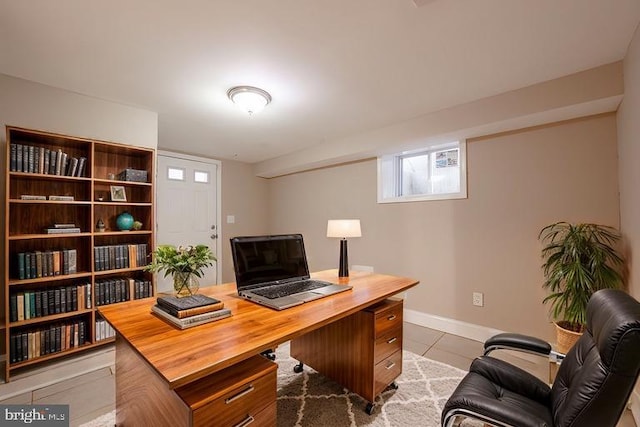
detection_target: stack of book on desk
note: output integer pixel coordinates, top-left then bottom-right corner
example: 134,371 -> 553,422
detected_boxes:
151,294 -> 230,329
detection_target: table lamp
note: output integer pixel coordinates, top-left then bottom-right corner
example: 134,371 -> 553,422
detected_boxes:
327,219 -> 362,279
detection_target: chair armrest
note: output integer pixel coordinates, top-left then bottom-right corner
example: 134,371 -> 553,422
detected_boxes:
470,356 -> 551,405
484,333 -> 552,356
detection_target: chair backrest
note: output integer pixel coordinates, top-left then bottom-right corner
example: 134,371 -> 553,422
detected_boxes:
550,289 -> 640,427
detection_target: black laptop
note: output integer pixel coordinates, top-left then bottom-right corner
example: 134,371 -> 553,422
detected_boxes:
230,234 -> 352,310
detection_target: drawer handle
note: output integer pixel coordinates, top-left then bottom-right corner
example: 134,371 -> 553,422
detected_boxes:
233,415 -> 255,427
387,314 -> 397,321
385,361 -> 396,370
387,337 -> 397,344
225,385 -> 255,404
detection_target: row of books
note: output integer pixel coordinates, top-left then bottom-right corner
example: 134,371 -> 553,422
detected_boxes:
9,319 -> 88,364
95,278 -> 152,306
16,249 -> 77,280
9,143 -> 87,177
152,294 -> 230,329
94,244 -> 148,271
9,283 -> 92,323
95,319 -> 116,342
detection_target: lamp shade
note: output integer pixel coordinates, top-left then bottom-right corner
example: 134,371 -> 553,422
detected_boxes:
327,219 -> 362,238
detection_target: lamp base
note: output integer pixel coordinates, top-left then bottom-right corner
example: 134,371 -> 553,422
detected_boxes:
337,276 -> 350,284
338,239 -> 349,278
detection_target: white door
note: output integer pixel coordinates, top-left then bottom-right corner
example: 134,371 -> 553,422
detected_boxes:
156,152 -> 221,293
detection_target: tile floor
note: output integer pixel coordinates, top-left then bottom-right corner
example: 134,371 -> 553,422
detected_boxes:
0,322 -> 636,426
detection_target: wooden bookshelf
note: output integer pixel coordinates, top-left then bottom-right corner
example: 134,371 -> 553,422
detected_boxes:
3,126 -> 156,382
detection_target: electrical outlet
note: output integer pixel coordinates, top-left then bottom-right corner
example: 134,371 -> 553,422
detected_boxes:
473,292 -> 484,307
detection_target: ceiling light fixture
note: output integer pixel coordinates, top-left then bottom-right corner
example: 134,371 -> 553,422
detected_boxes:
227,86 -> 272,114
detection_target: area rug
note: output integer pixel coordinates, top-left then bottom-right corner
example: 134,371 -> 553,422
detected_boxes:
81,345 -> 472,427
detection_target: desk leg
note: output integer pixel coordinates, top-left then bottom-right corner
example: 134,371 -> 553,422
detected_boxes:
115,335 -> 190,427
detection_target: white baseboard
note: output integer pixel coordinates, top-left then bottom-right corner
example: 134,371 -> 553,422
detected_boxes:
404,308 -> 504,343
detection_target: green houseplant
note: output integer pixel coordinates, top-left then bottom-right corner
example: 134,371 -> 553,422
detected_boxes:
145,244 -> 216,297
539,222 -> 624,352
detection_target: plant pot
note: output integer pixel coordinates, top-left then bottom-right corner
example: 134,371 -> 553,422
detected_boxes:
173,272 -> 199,298
555,321 -> 583,354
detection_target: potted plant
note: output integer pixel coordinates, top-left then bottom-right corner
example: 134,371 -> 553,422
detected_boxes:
145,244 -> 216,297
539,222 -> 624,353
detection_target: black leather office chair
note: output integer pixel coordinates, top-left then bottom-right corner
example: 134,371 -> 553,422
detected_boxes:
442,289 -> 640,427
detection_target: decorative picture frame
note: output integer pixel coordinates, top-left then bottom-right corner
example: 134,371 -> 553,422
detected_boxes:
110,185 -> 127,202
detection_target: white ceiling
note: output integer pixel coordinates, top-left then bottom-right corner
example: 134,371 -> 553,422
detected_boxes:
1,0 -> 639,164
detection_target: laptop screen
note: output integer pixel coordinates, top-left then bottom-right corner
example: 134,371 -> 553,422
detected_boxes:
230,234 -> 311,290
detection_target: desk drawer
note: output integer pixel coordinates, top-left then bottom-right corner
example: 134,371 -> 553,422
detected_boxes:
374,328 -> 402,364
192,365 -> 276,427
374,350 -> 402,396
225,402 -> 276,427
373,300 -> 403,338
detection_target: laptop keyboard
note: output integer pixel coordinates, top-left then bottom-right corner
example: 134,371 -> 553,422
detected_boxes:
252,280 -> 329,299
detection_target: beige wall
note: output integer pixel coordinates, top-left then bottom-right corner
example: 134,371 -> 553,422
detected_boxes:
267,114 -> 620,341
619,24 -> 640,299
255,62 -> 623,178
0,74 -> 158,149
617,20 -> 640,417
219,159 -> 270,282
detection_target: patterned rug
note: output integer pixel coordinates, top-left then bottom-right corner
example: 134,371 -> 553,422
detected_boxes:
275,344 -> 471,426
81,344 -> 471,427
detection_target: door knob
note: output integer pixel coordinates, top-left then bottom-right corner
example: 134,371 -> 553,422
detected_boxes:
211,234 -> 218,240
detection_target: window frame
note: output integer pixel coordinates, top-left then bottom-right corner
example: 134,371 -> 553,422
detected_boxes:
193,170 -> 210,184
166,166 -> 186,181
377,140 -> 467,204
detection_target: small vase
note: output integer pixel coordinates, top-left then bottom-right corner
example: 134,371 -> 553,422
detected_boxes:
173,272 -> 199,298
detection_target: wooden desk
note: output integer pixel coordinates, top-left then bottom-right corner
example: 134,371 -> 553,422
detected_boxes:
99,270 -> 418,426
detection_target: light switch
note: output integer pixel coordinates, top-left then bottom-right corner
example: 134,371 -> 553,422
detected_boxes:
226,215 -> 235,224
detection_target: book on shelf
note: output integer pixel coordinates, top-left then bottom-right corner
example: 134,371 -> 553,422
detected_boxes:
53,223 -> 77,228
43,148 -> 50,174
9,319 -> 88,363
95,318 -> 116,341
15,249 -> 77,279
151,304 -> 231,329
76,157 -> 87,177
28,146 -> 35,173
60,152 -> 68,176
43,227 -> 81,234
7,143 -> 87,176
67,157 -> 79,177
20,195 -> 47,200
55,149 -> 63,175
48,195 -> 75,201
94,244 -> 148,271
10,143 -> 17,171
38,146 -> 45,174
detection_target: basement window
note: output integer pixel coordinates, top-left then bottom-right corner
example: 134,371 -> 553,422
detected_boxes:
377,140 -> 467,203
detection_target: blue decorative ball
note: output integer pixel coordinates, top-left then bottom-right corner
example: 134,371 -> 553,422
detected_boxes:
116,212 -> 134,231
